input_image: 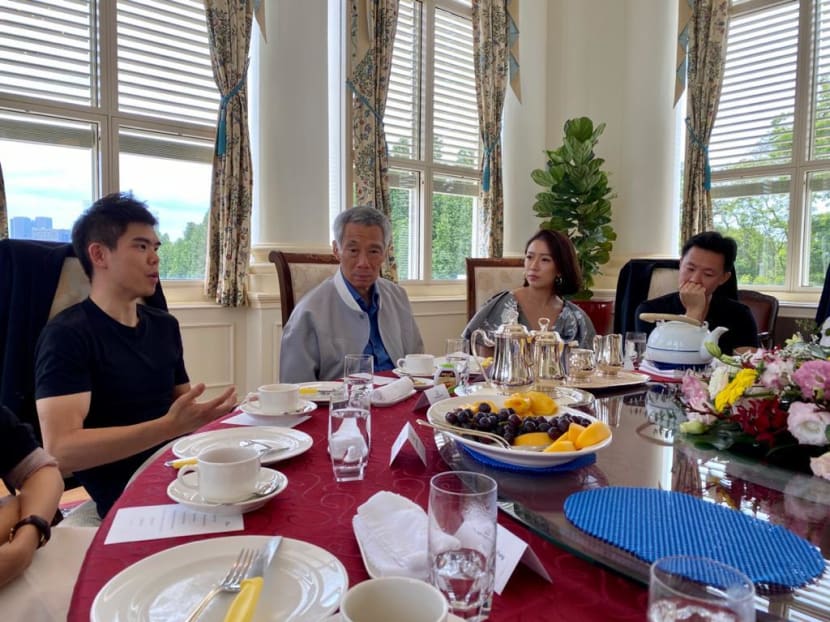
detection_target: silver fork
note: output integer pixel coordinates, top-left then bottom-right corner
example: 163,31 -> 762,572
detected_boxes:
183,548 -> 256,622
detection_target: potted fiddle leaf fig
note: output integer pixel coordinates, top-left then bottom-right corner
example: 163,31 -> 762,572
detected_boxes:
531,117 -> 616,301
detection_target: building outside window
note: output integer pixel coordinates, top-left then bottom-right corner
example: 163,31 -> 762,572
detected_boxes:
384,0 -> 480,281
709,0 -> 830,291
0,0 -> 216,279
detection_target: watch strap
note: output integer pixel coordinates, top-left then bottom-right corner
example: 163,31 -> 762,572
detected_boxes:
8,515 -> 51,548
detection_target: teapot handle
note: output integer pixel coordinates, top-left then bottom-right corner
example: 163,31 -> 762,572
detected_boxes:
638,312 -> 702,327
470,329 -> 493,387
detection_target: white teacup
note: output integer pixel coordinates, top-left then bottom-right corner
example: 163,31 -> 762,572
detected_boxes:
176,447 -> 260,503
341,577 -> 449,622
254,383 -> 300,413
396,354 -> 435,375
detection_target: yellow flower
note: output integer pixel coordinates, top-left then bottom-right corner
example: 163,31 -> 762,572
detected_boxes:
714,368 -> 758,413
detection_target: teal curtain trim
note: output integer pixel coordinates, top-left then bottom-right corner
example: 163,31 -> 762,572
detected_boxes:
346,79 -> 383,122
481,141 -> 495,192
215,70 -> 248,156
685,116 -> 711,191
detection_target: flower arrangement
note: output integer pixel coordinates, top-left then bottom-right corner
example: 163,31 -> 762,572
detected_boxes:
679,336 -> 830,480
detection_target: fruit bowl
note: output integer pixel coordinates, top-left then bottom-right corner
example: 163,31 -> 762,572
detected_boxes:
426,394 -> 613,467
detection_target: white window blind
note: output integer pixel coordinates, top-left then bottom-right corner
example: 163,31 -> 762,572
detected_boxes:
709,1 -> 799,170
812,0 -> 830,159
386,0 -> 421,161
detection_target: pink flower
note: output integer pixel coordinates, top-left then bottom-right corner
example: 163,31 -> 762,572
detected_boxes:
757,358 -> 793,391
681,375 -> 713,413
811,452 -> 830,480
786,402 -> 830,446
792,360 -> 830,401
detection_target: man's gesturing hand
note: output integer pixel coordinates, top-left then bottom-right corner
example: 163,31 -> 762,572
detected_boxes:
165,384 -> 237,437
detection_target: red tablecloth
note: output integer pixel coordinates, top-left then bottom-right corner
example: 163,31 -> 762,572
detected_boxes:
68,393 -> 647,621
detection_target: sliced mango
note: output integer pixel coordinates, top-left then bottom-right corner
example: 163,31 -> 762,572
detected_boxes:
575,421 -> 612,449
544,438 -> 575,452
527,391 -> 558,415
566,422 -> 586,443
503,395 -> 531,415
512,431 -> 552,447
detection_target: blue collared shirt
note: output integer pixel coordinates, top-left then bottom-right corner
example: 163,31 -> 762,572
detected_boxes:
342,278 -> 395,371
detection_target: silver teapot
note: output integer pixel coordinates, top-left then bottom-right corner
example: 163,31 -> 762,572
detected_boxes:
531,317 -> 567,389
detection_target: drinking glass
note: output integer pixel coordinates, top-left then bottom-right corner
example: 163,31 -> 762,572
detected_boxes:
328,386 -> 370,482
428,471 -> 497,621
446,338 -> 470,393
625,331 -> 647,369
648,556 -> 755,622
344,353 -> 374,410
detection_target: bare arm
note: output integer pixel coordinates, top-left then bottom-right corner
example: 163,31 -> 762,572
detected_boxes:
0,464 -> 63,587
37,383 -> 237,474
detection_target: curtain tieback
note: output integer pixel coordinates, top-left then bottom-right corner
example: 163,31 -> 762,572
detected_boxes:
481,142 -> 495,192
685,117 -> 711,191
216,71 -> 248,157
346,80 -> 382,122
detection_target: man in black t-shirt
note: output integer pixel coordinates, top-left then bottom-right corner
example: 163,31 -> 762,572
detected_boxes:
34,193 -> 237,517
635,231 -> 759,355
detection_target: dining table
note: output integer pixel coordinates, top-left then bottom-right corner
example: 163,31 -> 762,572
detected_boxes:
67,377 -> 830,621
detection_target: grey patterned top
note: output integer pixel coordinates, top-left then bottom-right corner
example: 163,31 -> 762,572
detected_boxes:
462,290 -> 596,348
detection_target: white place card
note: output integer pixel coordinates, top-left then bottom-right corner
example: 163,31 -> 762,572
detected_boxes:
104,504 -> 243,544
494,523 -> 552,594
423,383 -> 450,405
223,413 -> 311,427
389,422 -> 427,466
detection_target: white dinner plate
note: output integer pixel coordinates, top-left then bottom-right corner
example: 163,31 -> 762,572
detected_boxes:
238,398 -> 317,417
171,426 -> 313,465
91,535 -> 348,621
167,467 -> 287,515
453,383 -> 594,408
371,388 -> 417,407
392,367 -> 436,378
297,381 -> 343,403
426,393 -> 612,467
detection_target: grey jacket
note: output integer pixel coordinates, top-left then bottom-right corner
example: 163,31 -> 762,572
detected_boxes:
279,270 -> 424,382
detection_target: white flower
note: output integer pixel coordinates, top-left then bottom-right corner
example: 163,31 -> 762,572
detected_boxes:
820,318 -> 830,348
787,402 -> 830,446
811,452 -> 830,480
708,365 -> 730,400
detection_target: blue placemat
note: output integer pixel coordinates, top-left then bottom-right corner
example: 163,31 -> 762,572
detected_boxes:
460,443 -> 596,473
564,487 -> 826,590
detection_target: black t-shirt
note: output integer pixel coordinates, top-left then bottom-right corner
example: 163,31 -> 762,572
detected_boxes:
634,293 -> 760,355
35,299 -> 188,517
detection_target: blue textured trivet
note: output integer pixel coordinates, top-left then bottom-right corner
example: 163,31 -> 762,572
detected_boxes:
460,443 -> 596,473
564,487 -> 826,590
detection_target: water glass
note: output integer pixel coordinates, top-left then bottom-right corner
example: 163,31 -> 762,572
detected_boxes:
344,353 -> 374,410
328,386 -> 370,482
428,471 -> 497,621
648,556 -> 755,622
625,331 -> 647,369
446,338 -> 470,392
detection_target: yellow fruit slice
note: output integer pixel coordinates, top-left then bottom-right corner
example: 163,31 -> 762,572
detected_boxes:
512,432 -> 551,447
544,438 -> 575,452
575,421 -> 612,449
503,395 -> 531,415
298,387 -> 317,395
527,391 -> 558,415
566,422 -> 586,443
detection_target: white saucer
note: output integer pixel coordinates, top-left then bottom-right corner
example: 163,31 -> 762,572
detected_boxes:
297,381 -> 343,403
371,388 -> 417,407
392,367 -> 436,378
167,467 -> 287,515
325,613 -> 463,621
239,398 -> 317,417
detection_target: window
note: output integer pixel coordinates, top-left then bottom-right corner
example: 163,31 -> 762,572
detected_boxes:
384,0 -> 480,281
0,0 -> 216,279
709,0 -> 830,290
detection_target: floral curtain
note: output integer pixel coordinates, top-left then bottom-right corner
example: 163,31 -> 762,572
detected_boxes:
472,0 -> 508,258
203,0 -> 254,307
0,162 -> 6,239
348,0 -> 399,280
681,0 -> 728,242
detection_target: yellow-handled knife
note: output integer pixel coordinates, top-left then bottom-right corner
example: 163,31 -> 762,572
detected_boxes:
164,457 -> 197,469
223,536 -> 282,622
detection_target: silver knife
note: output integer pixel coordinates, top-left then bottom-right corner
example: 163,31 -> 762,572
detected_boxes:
222,536 -> 283,622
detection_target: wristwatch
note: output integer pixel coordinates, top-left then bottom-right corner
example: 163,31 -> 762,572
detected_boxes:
8,515 -> 51,548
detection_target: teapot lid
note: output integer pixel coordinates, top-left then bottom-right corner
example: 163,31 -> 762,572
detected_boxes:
531,317 -> 563,344
493,308 -> 530,338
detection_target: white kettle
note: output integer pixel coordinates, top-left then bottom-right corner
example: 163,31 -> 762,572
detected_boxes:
639,313 -> 728,370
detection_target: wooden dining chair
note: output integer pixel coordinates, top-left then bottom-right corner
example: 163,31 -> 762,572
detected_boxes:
465,257 -> 526,320
268,250 -> 340,326
737,289 -> 780,349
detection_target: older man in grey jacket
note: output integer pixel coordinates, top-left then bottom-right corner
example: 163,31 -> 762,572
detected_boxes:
279,207 -> 424,383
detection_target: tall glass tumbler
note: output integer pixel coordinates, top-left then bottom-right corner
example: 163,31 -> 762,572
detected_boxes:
344,353 -> 374,411
428,471 -> 497,621
328,386 -> 370,482
445,338 -> 471,393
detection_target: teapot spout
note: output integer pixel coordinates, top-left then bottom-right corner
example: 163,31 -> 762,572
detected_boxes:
700,325 -> 729,359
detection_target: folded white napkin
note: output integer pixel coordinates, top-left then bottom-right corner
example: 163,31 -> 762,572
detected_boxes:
353,491 -> 431,579
329,418 -> 368,460
639,359 -> 688,379
371,376 -> 414,405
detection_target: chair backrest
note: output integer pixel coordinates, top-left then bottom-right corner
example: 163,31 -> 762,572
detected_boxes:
737,289 -> 779,349
268,250 -> 340,326
465,257 -> 525,320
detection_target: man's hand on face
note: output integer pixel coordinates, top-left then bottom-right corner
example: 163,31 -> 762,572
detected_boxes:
165,384 -> 237,437
678,281 -> 708,322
